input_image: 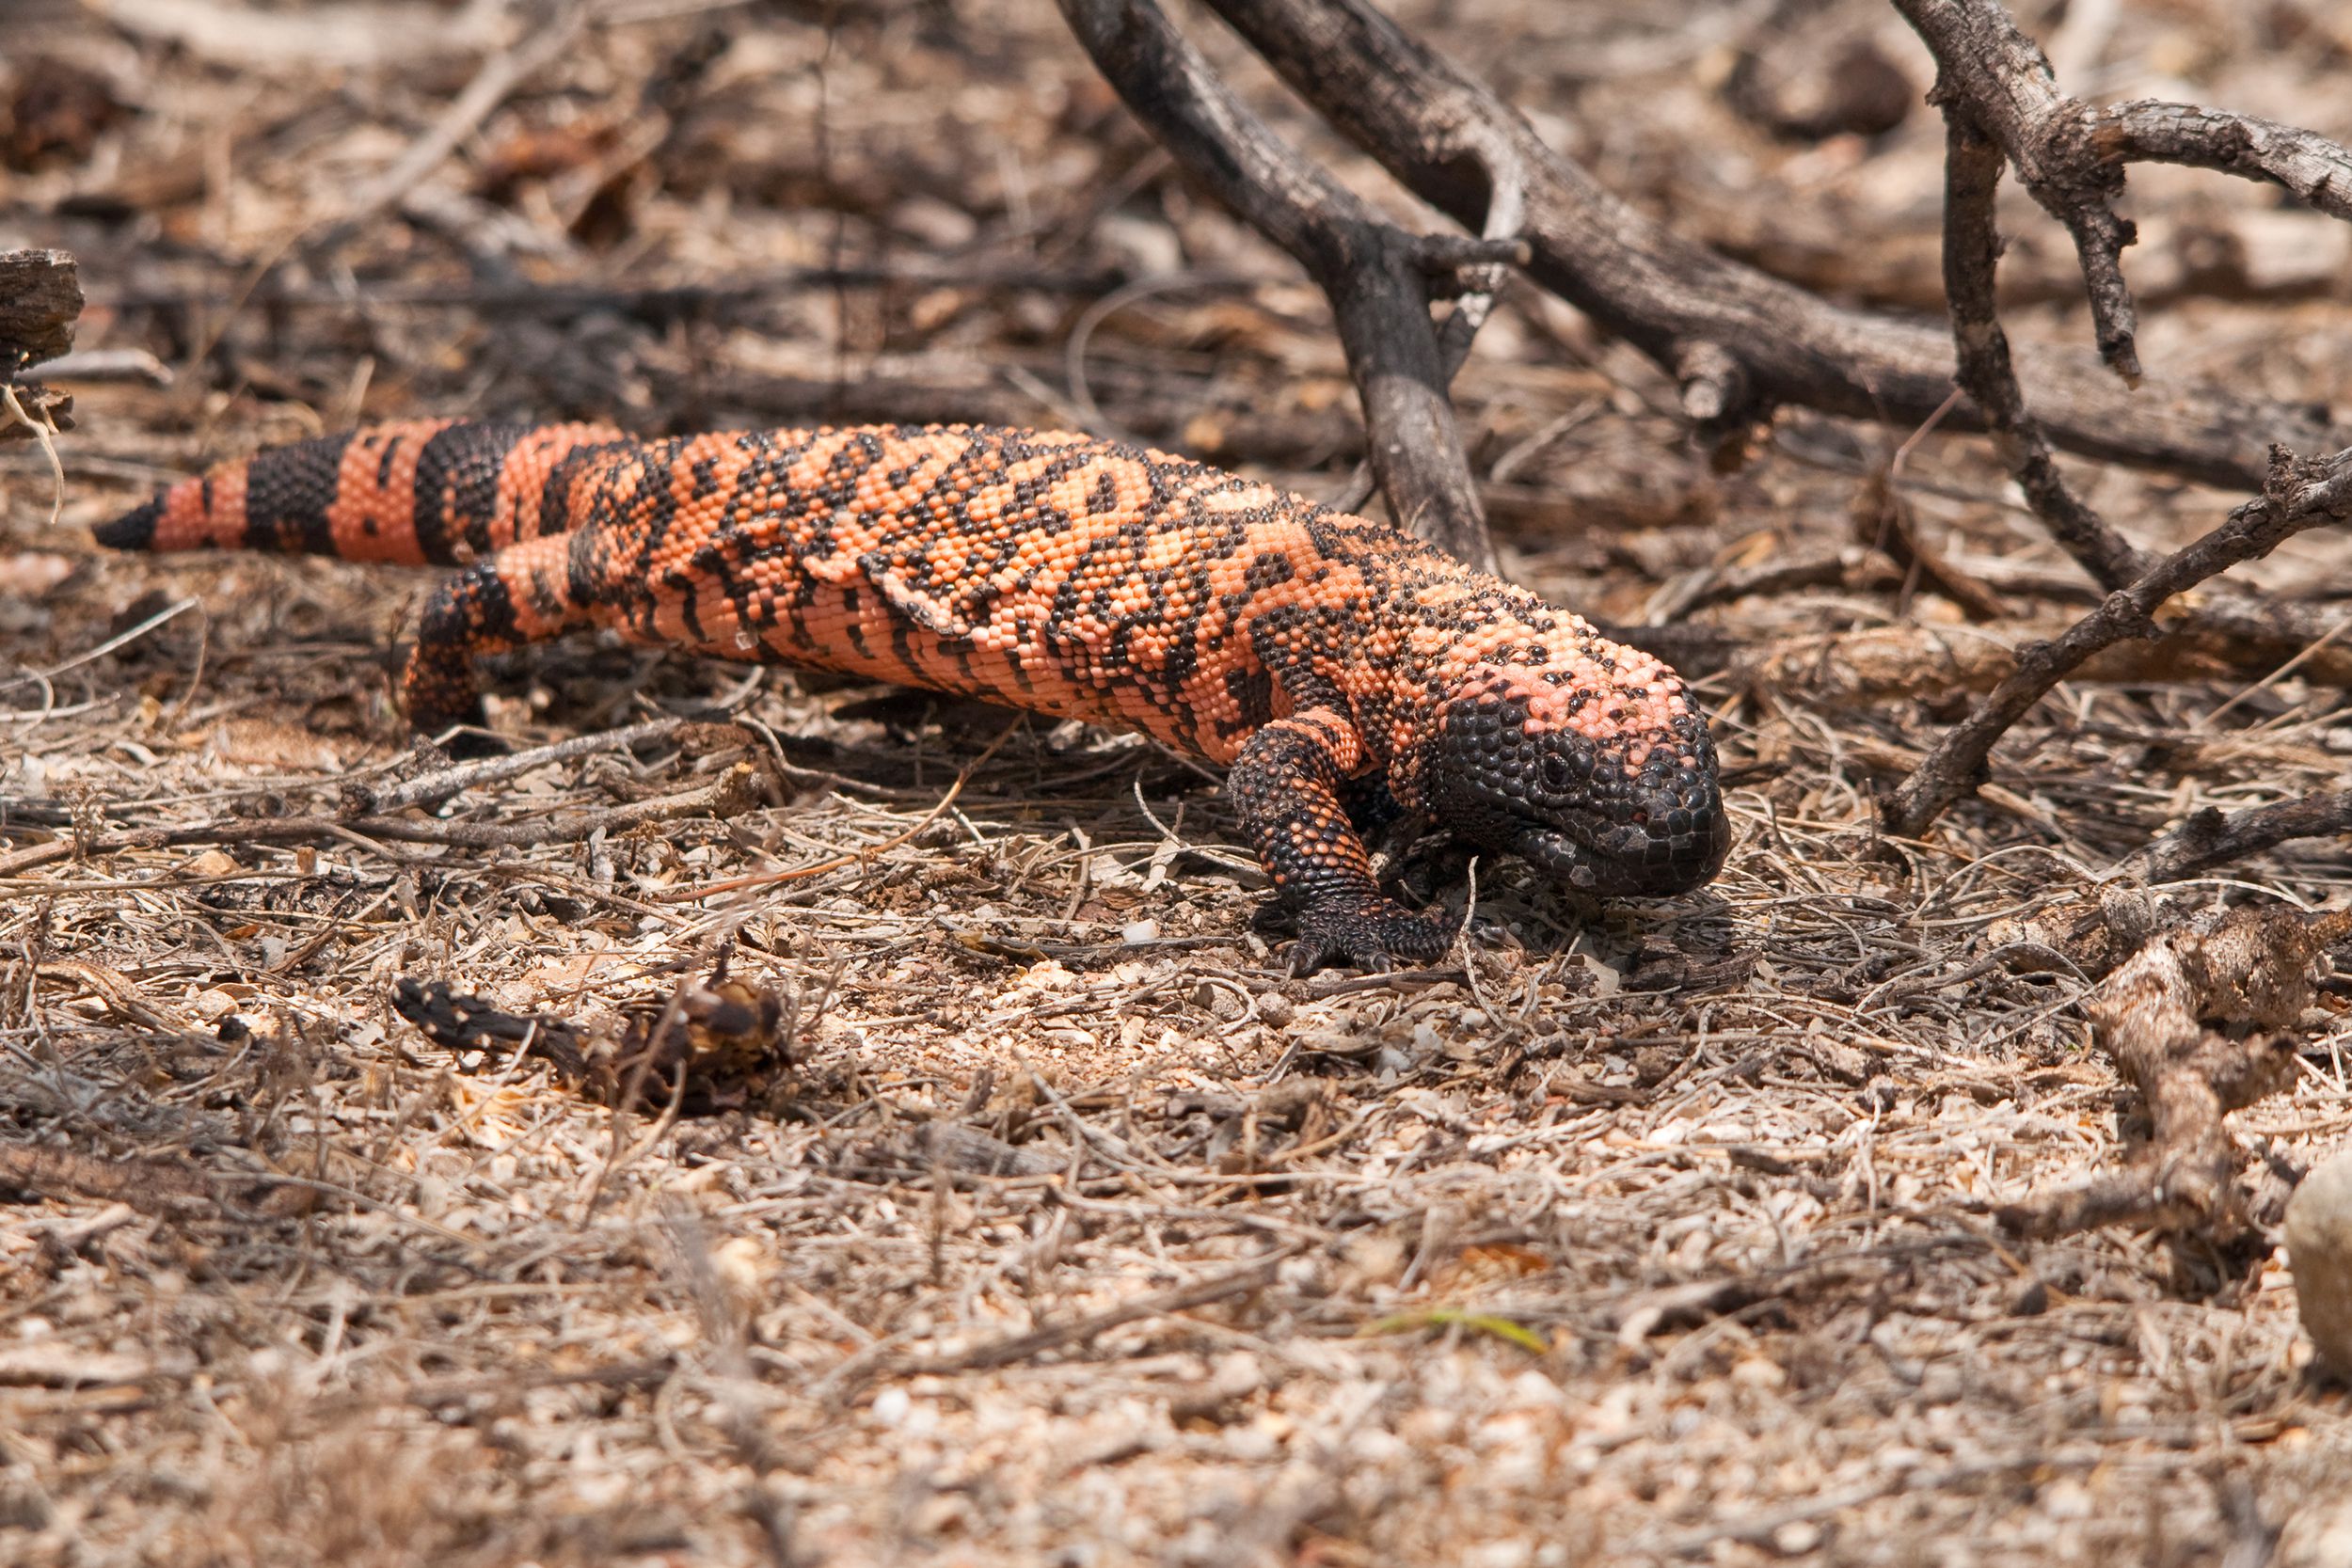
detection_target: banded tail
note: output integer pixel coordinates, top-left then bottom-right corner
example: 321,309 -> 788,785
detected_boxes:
95,420 -> 628,565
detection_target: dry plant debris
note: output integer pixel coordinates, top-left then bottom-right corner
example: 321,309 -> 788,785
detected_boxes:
4,0 -> 2352,1563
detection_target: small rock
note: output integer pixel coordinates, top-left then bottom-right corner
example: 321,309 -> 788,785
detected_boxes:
182,848 -> 241,879
2277,1497 -> 2352,1568
189,989 -> 238,1022
1772,1521 -> 1823,1556
2286,1149 -> 2352,1376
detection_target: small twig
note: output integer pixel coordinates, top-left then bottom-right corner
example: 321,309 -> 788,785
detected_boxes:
1853,468 -> 2008,622
1061,268 -> 1262,436
1882,445 -> 2352,838
2123,788 -> 2352,885
343,717 -> 691,815
0,598 -> 198,698
309,2 -> 592,256
34,348 -> 173,386
650,721 -> 1023,903
0,383 -> 67,525
0,763 -> 767,876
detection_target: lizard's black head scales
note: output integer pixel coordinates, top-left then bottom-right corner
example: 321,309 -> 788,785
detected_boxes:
1425,680 -> 1730,898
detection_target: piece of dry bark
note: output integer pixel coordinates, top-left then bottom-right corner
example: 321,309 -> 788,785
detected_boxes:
1999,906 -> 2352,1239
0,247 -> 80,441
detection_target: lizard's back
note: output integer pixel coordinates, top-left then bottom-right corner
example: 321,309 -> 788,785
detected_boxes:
101,420 -> 1422,761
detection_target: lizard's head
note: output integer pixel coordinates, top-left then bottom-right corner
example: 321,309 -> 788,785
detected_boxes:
1419,645 -> 1730,898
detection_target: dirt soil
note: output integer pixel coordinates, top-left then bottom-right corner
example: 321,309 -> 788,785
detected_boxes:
5,0 -> 2352,1562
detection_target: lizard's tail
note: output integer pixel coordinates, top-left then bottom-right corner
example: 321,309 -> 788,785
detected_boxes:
94,420 -> 628,566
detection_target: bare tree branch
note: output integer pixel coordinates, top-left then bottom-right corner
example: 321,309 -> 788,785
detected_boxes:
1890,0 -> 2144,379
1199,0 -> 2344,491
1881,445 -> 2352,840
1895,0 -> 2352,378
1935,109 -> 2151,591
1057,0 -> 1518,571
2092,102 -> 2352,222
1893,0 -> 2352,604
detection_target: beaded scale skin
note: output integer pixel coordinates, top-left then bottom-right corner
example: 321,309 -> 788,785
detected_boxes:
98,420 -> 1732,971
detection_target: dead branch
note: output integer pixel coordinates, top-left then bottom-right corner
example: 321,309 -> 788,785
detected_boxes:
1932,111 -> 2149,591
1057,0 -> 1518,571
1894,0 -> 2352,378
1851,470 -> 2010,622
2092,103 -> 2352,223
1195,0 -> 2344,489
2123,789 -> 2352,886
1880,445 -> 2352,840
1890,0 -> 2146,379
1723,580 -> 2344,714
1890,0 -> 2352,633
1726,615 -> 2352,706
1999,907 -> 2350,1239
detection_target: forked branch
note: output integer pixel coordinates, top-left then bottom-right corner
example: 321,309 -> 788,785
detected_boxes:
1896,0 -> 2352,602
1933,113 -> 2150,592
1057,0 -> 1519,571
1881,445 -> 2352,840
1895,0 -> 2352,386
1890,0 -> 2146,378
1195,0 -> 2344,489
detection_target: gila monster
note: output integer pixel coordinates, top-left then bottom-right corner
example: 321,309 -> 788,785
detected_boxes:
96,420 -> 1730,971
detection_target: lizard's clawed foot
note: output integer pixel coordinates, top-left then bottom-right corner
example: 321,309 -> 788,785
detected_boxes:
1285,898 -> 1460,976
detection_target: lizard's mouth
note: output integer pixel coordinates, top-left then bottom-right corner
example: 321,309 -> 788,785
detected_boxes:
1511,803 -> 1732,897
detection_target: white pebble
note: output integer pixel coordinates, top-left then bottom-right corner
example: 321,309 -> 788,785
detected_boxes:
2287,1149 -> 2352,1376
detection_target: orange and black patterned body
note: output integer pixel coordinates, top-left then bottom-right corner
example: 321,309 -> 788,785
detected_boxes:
99,421 -> 1731,970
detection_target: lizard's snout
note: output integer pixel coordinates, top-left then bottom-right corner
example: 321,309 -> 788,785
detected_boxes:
1512,763 -> 1730,895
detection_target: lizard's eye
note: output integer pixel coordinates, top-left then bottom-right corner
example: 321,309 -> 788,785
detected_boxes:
1538,751 -> 1576,796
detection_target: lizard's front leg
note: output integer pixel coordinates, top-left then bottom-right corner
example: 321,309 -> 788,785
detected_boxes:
1228,707 -> 1459,974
